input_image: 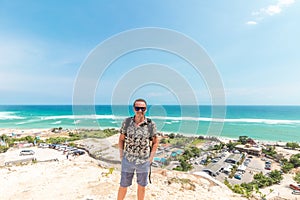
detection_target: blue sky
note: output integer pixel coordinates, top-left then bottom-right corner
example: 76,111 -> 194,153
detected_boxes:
0,0 -> 299,105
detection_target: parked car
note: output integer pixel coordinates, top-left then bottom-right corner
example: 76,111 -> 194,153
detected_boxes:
290,184 -> 300,191
292,190 -> 300,195
58,145 -> 68,151
64,147 -> 77,153
234,173 -> 242,180
265,164 -> 271,170
212,158 -> 220,163
19,150 -> 35,156
200,160 -> 206,165
151,162 -> 160,167
38,143 -> 49,148
49,144 -> 58,149
265,160 -> 272,165
72,150 -> 85,155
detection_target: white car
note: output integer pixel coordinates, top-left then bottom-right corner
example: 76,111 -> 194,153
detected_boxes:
19,150 -> 35,156
38,143 -> 49,148
151,162 -> 160,167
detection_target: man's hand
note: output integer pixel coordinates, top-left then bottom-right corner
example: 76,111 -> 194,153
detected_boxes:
148,156 -> 154,163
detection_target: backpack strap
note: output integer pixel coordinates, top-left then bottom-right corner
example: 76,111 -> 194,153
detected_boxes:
123,117 -> 133,136
146,118 -> 153,141
146,118 -> 154,184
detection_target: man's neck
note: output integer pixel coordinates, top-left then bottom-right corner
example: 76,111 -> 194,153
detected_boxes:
134,115 -> 145,124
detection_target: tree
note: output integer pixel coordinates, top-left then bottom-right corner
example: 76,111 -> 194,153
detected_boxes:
24,136 -> 34,143
282,162 -> 294,173
169,133 -> 175,139
268,170 -> 283,184
262,146 -> 277,157
290,156 -> 300,168
160,138 -> 167,144
238,136 -> 248,145
294,172 -> 300,183
227,141 -> 238,151
286,142 -> 299,149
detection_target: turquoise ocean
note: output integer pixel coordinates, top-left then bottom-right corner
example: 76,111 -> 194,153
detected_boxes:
0,105 -> 300,142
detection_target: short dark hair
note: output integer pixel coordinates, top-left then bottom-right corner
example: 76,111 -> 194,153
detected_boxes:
133,98 -> 147,107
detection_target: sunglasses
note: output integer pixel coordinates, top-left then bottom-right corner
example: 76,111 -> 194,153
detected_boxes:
134,107 -> 146,112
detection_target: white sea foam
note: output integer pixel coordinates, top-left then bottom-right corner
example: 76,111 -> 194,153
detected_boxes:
51,121 -> 62,125
41,115 -> 125,120
15,119 -> 41,125
74,120 -> 81,124
0,112 -> 25,120
150,116 -> 300,125
24,114 -> 300,125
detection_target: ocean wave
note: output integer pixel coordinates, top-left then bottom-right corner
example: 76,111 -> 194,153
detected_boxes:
150,116 -> 300,125
15,119 -> 41,125
51,121 -> 62,125
0,112 -> 25,120
41,115 -> 125,120
12,114 -> 300,125
45,115 -> 300,125
74,120 -> 81,124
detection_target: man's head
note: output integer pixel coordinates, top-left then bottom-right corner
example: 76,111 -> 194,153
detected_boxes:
133,98 -> 147,115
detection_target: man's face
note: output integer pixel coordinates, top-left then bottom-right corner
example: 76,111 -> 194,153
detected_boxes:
133,101 -> 147,116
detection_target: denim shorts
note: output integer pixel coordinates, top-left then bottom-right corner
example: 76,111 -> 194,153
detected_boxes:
120,157 -> 150,187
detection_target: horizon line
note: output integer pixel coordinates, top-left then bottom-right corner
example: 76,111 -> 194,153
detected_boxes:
0,104 -> 300,106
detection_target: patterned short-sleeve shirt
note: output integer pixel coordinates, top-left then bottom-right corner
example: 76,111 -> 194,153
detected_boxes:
120,117 -> 157,164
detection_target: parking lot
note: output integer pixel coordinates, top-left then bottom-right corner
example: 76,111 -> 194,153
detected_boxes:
0,146 -> 75,166
190,152 -> 277,185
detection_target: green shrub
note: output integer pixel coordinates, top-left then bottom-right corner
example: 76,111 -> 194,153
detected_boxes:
0,146 -> 9,153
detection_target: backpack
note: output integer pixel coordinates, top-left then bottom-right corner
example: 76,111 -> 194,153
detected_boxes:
123,116 -> 154,183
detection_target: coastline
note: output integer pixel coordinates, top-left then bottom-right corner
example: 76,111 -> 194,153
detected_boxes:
0,127 -> 291,146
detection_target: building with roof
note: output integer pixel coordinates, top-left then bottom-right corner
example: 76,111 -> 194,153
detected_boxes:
225,153 -> 243,164
235,144 -> 262,156
202,163 -> 223,176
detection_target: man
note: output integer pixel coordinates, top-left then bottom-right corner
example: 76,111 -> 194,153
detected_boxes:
117,98 -> 159,200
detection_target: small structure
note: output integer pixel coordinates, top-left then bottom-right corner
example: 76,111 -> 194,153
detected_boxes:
237,164 -> 247,173
202,163 -> 223,176
223,165 -> 233,174
225,153 -> 243,164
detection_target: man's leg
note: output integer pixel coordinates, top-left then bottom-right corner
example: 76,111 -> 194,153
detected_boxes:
119,157 -> 134,200
136,161 -> 150,200
137,184 -> 146,200
117,186 -> 127,200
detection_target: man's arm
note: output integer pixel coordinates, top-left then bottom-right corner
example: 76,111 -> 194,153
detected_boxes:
149,135 -> 159,163
119,134 -> 125,160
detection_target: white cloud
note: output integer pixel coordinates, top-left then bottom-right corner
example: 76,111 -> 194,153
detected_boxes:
278,0 -> 295,6
246,21 -> 257,25
247,0 -> 295,24
264,5 -> 282,16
